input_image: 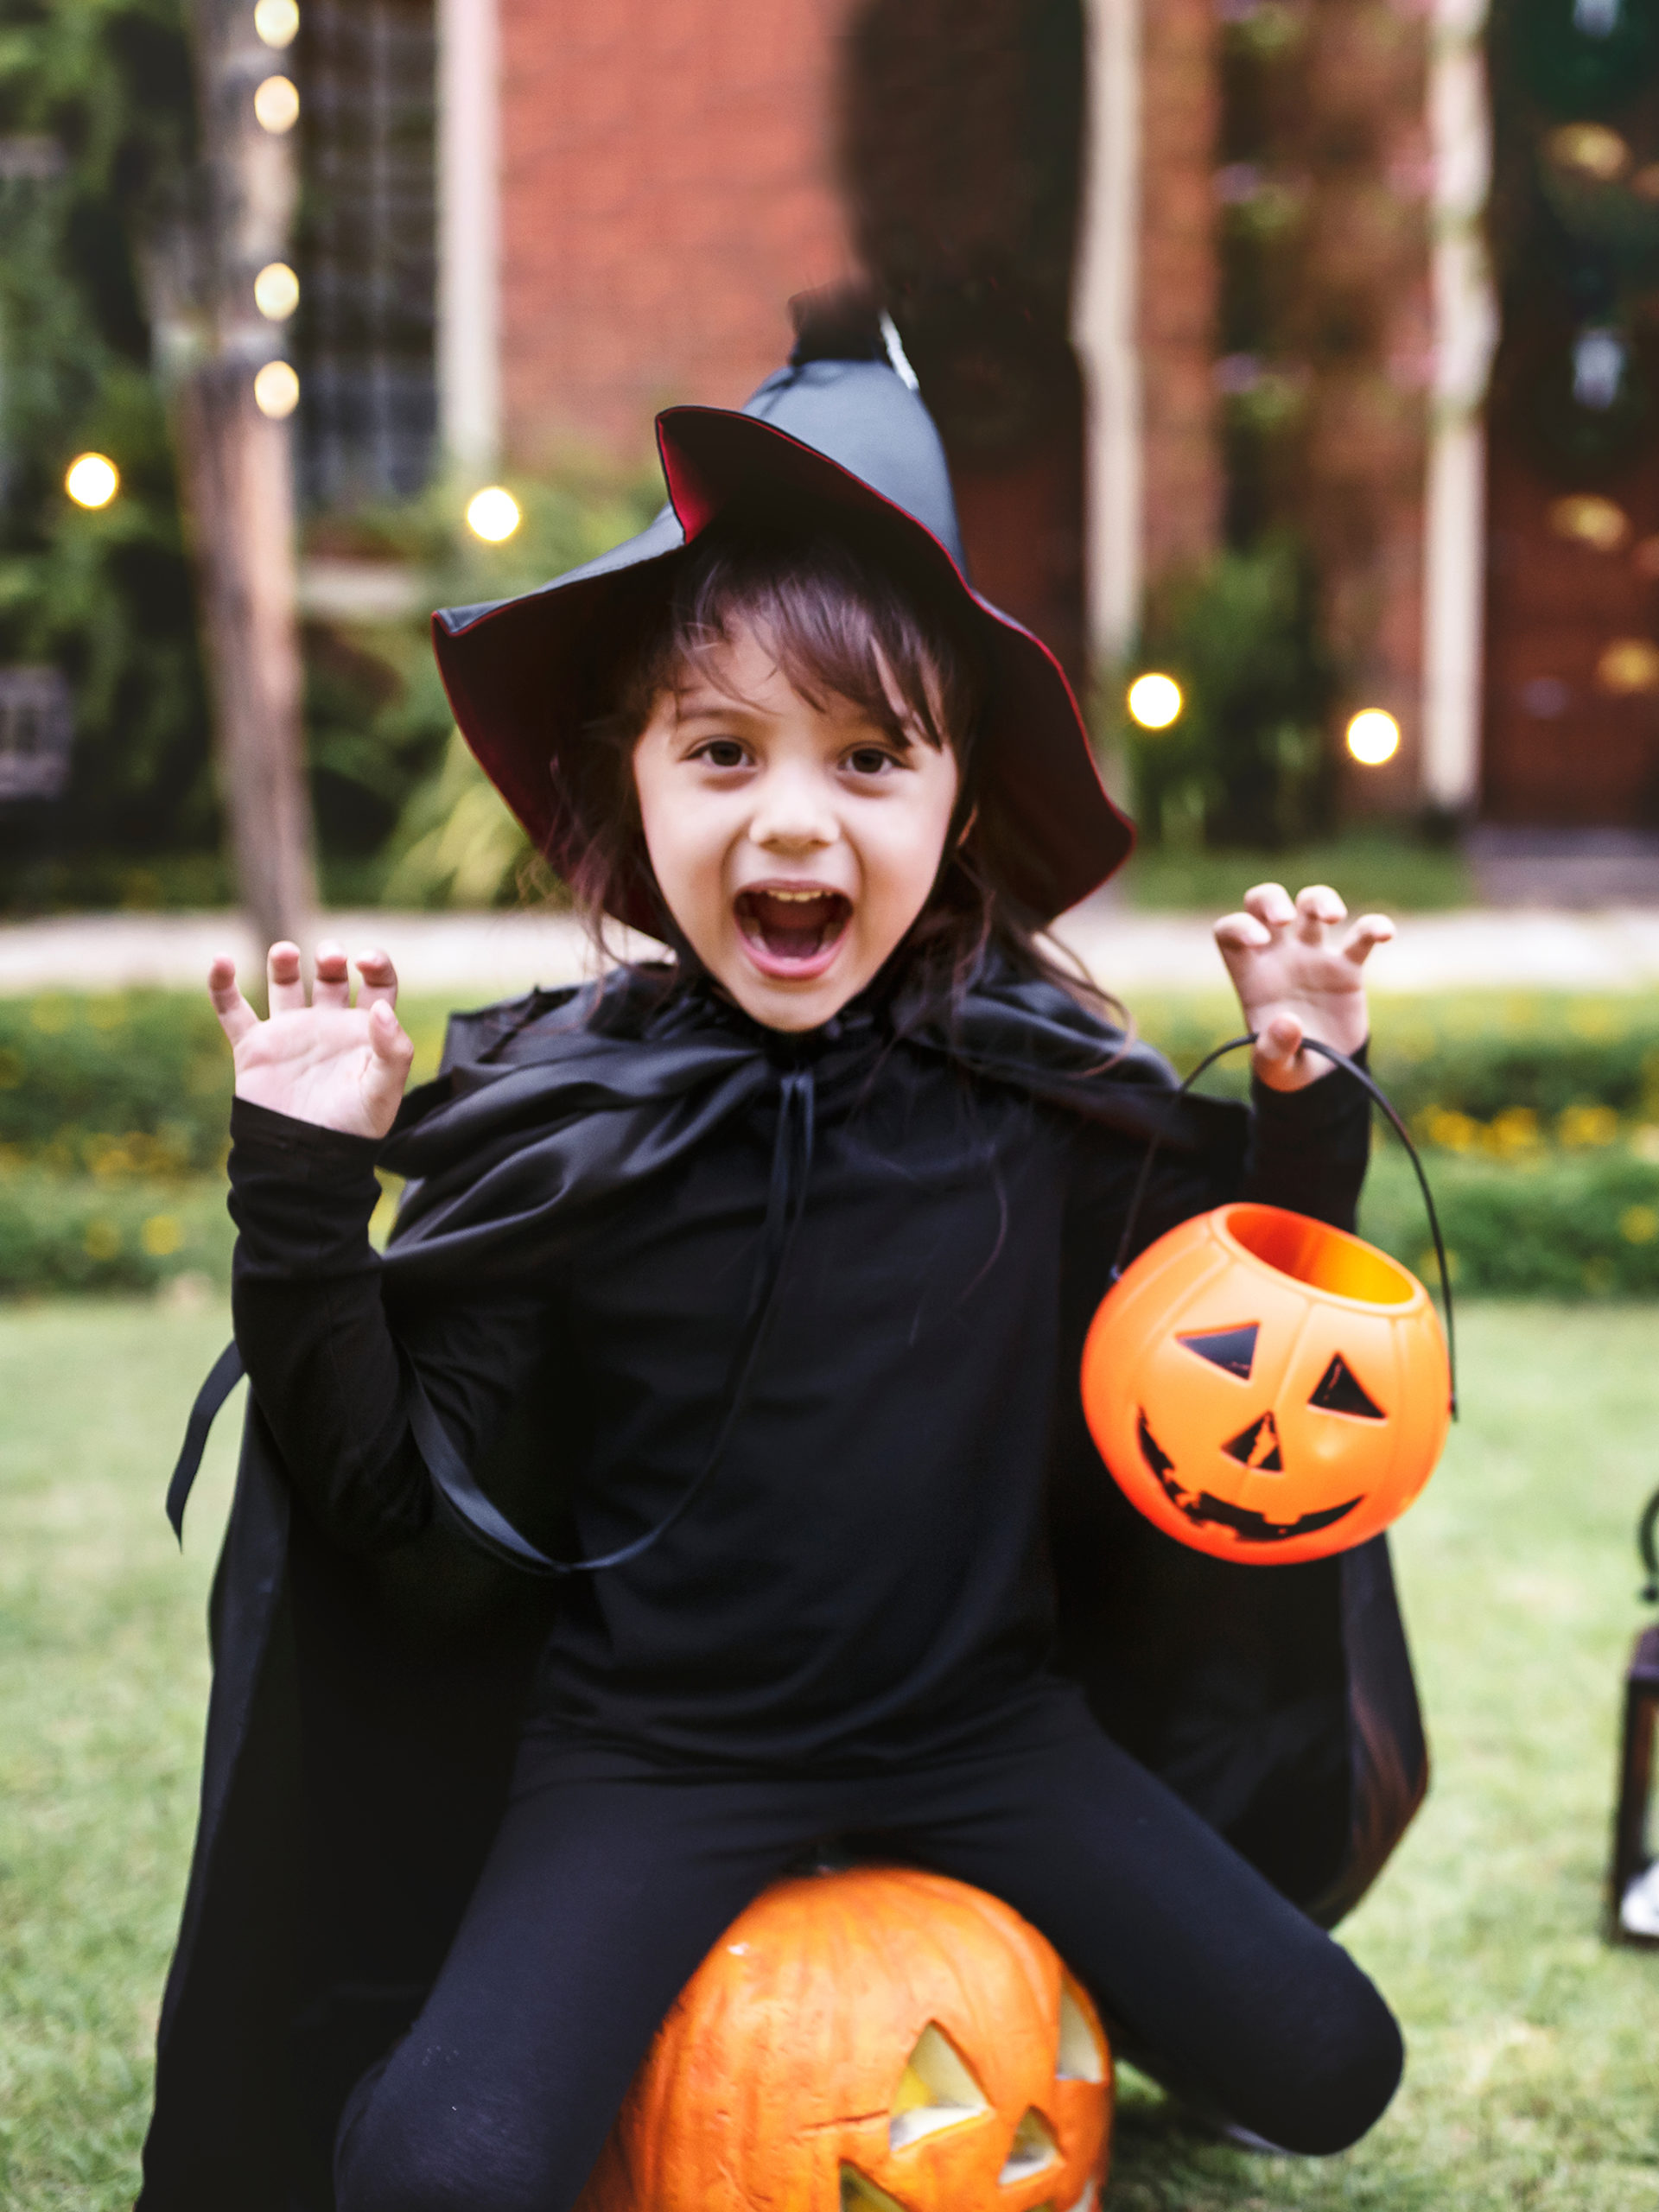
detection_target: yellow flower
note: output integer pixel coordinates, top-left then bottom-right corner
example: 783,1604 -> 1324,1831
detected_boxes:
1620,1205 -> 1659,1245
29,996 -> 72,1035
142,1214 -> 185,1257
0,1046 -> 22,1089
1567,1001 -> 1622,1040
1420,1106 -> 1479,1152
1484,1107 -> 1541,1157
83,1219 -> 121,1261
1559,1103 -> 1620,1148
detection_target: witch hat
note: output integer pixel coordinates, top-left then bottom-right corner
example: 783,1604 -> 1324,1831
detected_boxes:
432,294 -> 1133,931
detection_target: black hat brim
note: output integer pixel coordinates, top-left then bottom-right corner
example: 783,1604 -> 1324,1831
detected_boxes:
433,404 -> 1134,930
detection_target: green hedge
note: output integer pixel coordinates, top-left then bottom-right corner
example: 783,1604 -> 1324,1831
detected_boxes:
1135,989 -> 1659,1134
0,988 -> 454,1175
1359,1141 -> 1659,1300
0,1167 -> 232,1295
8,986 -> 1659,1298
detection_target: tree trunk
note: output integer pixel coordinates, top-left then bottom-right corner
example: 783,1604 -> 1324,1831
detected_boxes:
177,359 -> 315,952
174,0 -> 317,953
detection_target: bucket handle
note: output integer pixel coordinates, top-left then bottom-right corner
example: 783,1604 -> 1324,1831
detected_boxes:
1110,1033 -> 1457,1420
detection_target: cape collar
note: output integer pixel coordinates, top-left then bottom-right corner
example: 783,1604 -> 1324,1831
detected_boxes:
375,957 -> 1241,1294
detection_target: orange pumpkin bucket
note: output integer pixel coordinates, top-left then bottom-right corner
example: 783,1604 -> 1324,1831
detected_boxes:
1081,1036 -> 1455,1567
576,1864 -> 1112,2212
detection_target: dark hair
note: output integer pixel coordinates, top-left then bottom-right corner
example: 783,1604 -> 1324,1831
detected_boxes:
562,505 -> 1119,1034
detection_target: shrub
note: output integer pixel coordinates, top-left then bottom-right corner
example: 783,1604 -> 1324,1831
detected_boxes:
1115,533 -> 1337,850
1361,1141 -> 1659,1300
0,1166 -> 232,1294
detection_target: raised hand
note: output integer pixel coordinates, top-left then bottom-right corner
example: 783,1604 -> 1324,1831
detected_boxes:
208,940 -> 416,1138
1212,883 -> 1394,1092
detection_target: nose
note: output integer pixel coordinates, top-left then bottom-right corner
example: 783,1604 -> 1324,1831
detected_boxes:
747,760 -> 838,856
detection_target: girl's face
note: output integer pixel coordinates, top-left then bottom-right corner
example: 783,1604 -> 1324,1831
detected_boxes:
632,620 -> 961,1032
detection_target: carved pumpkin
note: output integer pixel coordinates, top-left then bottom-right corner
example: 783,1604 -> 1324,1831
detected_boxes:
1081,1201 -> 1451,1566
575,1864 -> 1112,2212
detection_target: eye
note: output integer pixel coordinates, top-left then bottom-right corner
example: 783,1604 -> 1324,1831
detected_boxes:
1178,1323 -> 1258,1379
692,737 -> 749,770
1308,1354 -> 1385,1419
887,2023 -> 990,2150
843,743 -> 902,778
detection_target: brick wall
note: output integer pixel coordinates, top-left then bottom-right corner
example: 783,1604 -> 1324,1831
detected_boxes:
498,0 -> 860,468
1139,0 -> 1223,582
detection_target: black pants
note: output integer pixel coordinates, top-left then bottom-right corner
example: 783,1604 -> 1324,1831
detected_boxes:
334,1702 -> 1402,2212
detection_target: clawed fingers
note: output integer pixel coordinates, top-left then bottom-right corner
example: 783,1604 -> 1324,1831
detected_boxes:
267,940 -> 308,1014
1255,1010 -> 1305,1065
312,940 -> 352,1010
1242,881 -> 1297,931
353,946 -> 399,1013
1213,909 -> 1274,953
361,995 -> 416,1122
1342,912 -> 1395,966
1293,883 -> 1347,942
207,954 -> 259,1046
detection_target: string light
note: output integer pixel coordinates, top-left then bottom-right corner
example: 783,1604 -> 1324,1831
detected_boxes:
1345,709 -> 1402,766
65,453 -> 119,509
1127,673 -> 1183,730
254,262 -> 300,320
253,360 -> 300,418
467,486 -> 522,543
253,0 -> 299,45
253,74 -> 300,132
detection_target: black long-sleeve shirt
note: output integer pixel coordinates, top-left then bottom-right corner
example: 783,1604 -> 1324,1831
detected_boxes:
227,1010 -> 1371,1770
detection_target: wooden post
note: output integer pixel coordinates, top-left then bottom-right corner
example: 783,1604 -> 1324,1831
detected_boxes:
175,0 -> 316,953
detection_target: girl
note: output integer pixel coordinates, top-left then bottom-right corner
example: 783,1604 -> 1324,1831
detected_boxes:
141,311 -> 1416,2212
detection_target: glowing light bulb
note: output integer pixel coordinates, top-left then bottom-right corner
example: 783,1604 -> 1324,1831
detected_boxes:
65,453 -> 119,509
253,360 -> 300,418
1127,672 -> 1183,730
253,74 -> 300,132
253,0 -> 299,44
467,486 -> 522,543
254,261 -> 300,320
1345,709 -> 1401,766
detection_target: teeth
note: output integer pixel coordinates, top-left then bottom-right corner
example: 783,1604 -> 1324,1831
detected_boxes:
758,888 -> 833,903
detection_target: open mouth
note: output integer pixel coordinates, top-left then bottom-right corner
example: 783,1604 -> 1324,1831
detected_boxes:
733,884 -> 853,977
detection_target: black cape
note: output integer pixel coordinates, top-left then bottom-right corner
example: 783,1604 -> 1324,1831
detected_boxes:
137,969 -> 1427,2211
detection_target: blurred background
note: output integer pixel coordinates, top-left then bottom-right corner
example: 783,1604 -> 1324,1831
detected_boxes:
9,0 -> 1659,923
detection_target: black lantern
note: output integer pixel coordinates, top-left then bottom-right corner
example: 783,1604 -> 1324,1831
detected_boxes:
1610,1485 -> 1659,1946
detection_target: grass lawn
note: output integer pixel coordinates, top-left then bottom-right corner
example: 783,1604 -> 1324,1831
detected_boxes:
1,1300 -> 1656,2209
1116,828 -> 1472,914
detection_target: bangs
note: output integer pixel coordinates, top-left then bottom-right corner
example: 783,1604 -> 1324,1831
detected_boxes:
639,511 -> 983,760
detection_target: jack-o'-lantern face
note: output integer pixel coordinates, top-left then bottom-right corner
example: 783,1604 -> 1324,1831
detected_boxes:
575,1866 -> 1112,2212
1082,1202 -> 1451,1567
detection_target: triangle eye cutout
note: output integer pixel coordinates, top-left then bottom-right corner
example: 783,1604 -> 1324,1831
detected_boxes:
840,2169 -> 906,2211
1223,1411 -> 1283,1471
1309,1354 -> 1385,1420
1178,1323 -> 1259,1380
997,2107 -> 1061,2185
887,2024 -> 991,2152
1056,1982 -> 1107,2082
